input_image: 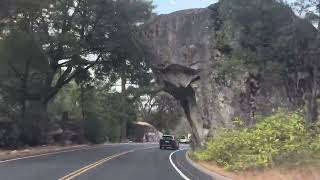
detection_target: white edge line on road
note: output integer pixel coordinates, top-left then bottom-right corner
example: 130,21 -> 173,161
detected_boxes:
185,151 -> 231,180
169,149 -> 191,180
0,143 -> 156,164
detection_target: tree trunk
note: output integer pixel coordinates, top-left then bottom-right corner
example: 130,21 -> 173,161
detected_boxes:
121,75 -> 126,94
311,67 -> 318,123
80,84 -> 86,121
21,100 -> 49,145
120,121 -> 127,142
20,73 -> 28,119
246,73 -> 259,127
21,99 -> 26,119
304,67 -> 318,125
120,75 -> 127,142
304,91 -> 318,125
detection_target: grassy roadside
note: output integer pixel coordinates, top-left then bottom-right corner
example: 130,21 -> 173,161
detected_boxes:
195,160 -> 320,180
189,149 -> 320,180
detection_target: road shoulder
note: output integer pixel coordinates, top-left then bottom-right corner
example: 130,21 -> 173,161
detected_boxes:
0,144 -> 92,161
185,151 -> 231,180
169,148 -> 213,180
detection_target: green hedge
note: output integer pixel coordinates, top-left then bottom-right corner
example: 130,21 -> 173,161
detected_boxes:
194,111 -> 320,171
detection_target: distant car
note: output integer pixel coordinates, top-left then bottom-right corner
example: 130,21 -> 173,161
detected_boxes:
179,135 -> 190,144
159,135 -> 179,150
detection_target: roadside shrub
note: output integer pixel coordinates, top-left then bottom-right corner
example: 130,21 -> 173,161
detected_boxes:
310,122 -> 320,155
83,113 -> 107,144
84,112 -> 125,144
0,124 -> 21,149
194,110 -> 320,171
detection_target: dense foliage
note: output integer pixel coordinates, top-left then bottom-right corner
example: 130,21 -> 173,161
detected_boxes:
48,80 -> 138,144
0,0 -> 154,147
194,110 -> 320,171
137,92 -> 183,134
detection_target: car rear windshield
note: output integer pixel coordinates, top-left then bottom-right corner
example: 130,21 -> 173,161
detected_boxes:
162,136 -> 173,140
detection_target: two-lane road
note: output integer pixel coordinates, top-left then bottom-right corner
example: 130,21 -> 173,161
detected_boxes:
0,143 -> 213,180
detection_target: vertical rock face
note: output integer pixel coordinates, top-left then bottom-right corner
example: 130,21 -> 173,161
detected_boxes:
142,0 -> 318,145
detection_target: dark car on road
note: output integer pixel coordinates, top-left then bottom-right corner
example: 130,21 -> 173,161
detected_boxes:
159,135 -> 179,150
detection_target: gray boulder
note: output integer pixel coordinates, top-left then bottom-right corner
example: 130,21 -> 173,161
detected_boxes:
142,0 -> 318,146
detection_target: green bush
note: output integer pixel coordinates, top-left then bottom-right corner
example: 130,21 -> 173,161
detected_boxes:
310,122 -> 320,155
194,110 -> 320,171
84,113 -> 107,144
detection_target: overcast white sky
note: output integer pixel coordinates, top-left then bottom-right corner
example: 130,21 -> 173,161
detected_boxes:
153,0 -> 216,14
153,0 -> 297,14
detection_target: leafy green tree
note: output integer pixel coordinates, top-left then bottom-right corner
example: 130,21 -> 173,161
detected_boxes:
1,0 -> 153,111
0,0 -> 153,144
0,30 -> 50,145
95,0 -> 153,140
83,91 -> 137,143
0,31 -> 48,117
141,93 -> 183,133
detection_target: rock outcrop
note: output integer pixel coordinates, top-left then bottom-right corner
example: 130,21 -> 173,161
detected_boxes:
128,121 -> 162,143
142,0 -> 319,146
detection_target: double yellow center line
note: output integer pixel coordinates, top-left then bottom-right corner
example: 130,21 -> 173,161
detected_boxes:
58,147 -> 155,180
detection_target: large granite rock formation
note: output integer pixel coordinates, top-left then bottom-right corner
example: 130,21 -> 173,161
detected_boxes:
142,0 -> 319,146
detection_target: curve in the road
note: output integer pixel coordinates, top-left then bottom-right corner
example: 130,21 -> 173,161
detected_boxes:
75,145 -> 187,180
0,143 -> 140,164
0,143 -> 153,180
169,149 -> 191,180
0,143 -> 212,180
58,146 -> 156,180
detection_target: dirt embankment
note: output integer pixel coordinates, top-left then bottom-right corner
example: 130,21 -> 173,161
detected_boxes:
0,144 -> 89,161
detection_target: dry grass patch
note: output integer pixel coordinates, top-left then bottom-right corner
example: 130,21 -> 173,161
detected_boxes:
197,160 -> 320,180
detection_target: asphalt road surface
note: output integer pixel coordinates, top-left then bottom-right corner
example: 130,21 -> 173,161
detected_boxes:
0,143 -> 213,180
